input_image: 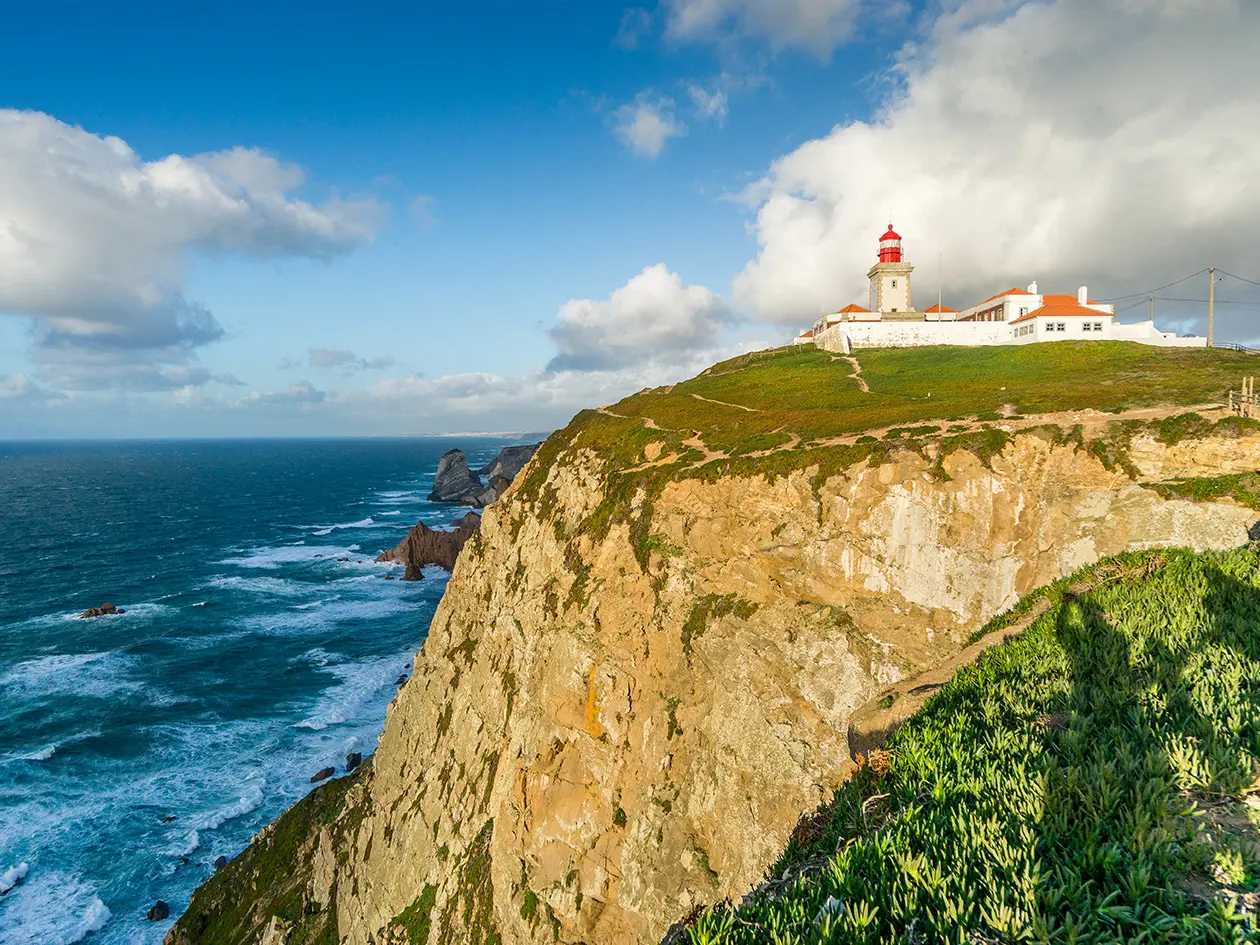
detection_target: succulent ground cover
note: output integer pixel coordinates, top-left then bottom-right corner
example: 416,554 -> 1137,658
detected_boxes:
684,548 -> 1260,945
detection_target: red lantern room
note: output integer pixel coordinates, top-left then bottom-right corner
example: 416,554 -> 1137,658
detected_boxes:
878,225 -> 903,263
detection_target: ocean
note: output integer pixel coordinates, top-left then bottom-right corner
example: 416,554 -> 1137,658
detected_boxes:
0,437 -> 526,945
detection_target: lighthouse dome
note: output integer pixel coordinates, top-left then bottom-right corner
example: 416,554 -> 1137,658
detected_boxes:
880,225 -> 901,242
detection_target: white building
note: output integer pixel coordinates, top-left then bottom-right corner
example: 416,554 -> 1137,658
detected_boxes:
796,226 -> 1206,351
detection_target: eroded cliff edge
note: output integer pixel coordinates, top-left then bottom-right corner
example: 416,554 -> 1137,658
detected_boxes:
170,345 -> 1260,945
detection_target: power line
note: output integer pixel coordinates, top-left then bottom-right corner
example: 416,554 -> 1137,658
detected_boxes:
1218,270 -> 1260,289
1098,269 -> 1209,302
1152,297 -> 1260,307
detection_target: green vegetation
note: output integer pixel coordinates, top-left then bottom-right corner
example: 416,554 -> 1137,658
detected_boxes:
682,594 -> 760,656
686,548 -> 1260,944
170,770 -> 368,945
436,819 -> 501,945
392,884 -> 438,943
1150,472 -> 1260,511
512,343 -> 1258,575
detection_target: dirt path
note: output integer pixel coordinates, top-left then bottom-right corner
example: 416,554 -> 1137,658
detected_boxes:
837,356 -> 870,393
689,392 -> 760,413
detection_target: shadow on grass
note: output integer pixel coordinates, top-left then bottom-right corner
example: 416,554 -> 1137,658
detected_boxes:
1041,563 -> 1260,940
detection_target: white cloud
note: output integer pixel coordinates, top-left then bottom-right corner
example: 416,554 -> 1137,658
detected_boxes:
245,380 -> 326,406
665,0 -> 868,57
548,264 -> 735,371
613,96 -> 685,157
0,110 -> 383,387
0,373 -> 64,402
688,84 -> 730,125
409,194 -> 436,231
305,348 -> 395,372
734,0 -> 1260,324
615,7 -> 655,49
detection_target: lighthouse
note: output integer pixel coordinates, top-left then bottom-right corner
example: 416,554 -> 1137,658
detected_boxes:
868,224 -> 916,318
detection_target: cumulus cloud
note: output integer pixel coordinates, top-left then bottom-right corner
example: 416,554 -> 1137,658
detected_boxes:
665,0 -> 868,57
613,96 -> 685,158
547,263 -> 736,371
0,110 -> 382,387
734,0 -> 1260,324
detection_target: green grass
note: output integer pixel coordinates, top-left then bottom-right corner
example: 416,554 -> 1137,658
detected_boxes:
512,343 -> 1258,573
684,548 -> 1260,944
1149,472 -> 1260,511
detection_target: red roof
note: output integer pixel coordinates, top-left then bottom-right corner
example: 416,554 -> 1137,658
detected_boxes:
797,328 -> 815,338
923,303 -> 958,313
1009,294 -> 1113,324
836,303 -> 871,314
981,287 -> 1033,304
880,225 -> 901,241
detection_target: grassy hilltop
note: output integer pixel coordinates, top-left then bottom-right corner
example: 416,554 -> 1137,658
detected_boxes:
684,547 -> 1260,945
518,342 -> 1260,565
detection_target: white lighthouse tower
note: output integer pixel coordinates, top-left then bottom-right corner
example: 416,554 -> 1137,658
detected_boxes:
867,224 -> 917,319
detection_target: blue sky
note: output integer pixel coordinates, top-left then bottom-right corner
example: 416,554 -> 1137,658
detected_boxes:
2,0 -> 1259,437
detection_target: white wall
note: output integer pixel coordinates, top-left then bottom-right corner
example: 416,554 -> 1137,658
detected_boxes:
813,317 -> 1206,351
815,321 -> 1008,351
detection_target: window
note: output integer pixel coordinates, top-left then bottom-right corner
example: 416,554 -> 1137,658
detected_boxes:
1094,322 -> 1103,331
1057,322 -> 1066,332
891,279 -> 898,288
1019,307 -> 1029,317
891,307 -> 898,312
1044,323 -> 1055,333
1083,322 -> 1093,332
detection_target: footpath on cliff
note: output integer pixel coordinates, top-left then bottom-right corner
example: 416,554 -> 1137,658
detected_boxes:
169,341 -> 1260,945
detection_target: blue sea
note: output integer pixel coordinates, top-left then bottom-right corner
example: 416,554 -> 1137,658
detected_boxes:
0,437 -> 528,945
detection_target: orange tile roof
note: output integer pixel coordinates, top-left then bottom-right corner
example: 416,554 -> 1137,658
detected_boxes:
836,303 -> 871,314
1009,294 -> 1113,324
797,328 -> 816,338
981,287 -> 1033,304
922,303 -> 958,313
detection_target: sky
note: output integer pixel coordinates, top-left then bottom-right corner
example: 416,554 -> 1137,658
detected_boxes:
2,0 -> 1259,438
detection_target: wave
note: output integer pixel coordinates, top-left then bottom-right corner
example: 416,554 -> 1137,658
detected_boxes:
294,652 -> 413,732
0,862 -> 28,894
205,783 -> 265,831
310,517 -> 377,537
216,543 -> 360,570
378,510 -> 402,516
16,745 -> 56,761
0,652 -> 144,700
0,870 -> 112,945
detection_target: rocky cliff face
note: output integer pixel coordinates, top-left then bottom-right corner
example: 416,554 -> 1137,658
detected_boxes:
171,417 -> 1260,945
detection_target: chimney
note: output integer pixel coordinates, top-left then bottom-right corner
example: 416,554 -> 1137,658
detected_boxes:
1027,281 -> 1038,294
1078,285 -> 1088,305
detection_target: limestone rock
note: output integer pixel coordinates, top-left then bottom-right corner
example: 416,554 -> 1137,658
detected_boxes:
147,900 -> 170,921
478,443 -> 541,483
79,603 -> 124,618
428,449 -> 483,503
376,512 -> 481,576
170,423 -> 1260,945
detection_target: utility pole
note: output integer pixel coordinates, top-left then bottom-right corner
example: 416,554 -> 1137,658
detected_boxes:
1209,267 -> 1216,347
938,253 -> 943,317
1150,296 -> 1154,322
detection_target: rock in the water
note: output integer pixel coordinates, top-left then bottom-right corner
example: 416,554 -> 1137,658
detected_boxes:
310,767 -> 335,783
376,512 -> 481,575
477,443 -> 540,482
396,675 -> 408,686
79,602 -> 124,619
213,855 -> 227,871
147,900 -> 170,921
160,815 -> 177,824
383,574 -> 395,580
427,449 -> 484,503
345,752 -> 363,772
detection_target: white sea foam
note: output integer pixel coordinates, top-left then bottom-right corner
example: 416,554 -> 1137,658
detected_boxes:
294,653 -> 412,732
309,517 -> 377,537
217,543 -> 360,570
206,575 -> 307,596
201,783 -> 265,831
172,830 -> 201,856
0,870 -> 112,945
0,652 -> 143,700
0,862 -> 28,894
16,744 -> 56,761
379,510 -> 402,516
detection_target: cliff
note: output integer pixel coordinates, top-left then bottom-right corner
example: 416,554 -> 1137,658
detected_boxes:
169,343 -> 1260,945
